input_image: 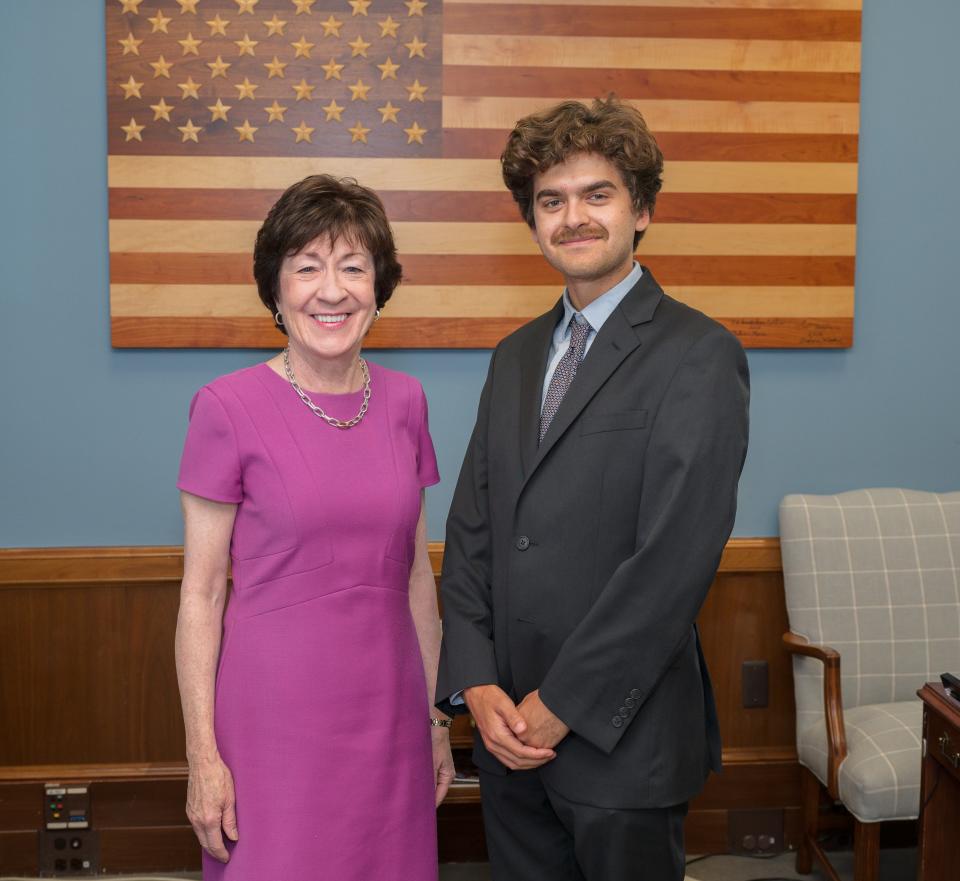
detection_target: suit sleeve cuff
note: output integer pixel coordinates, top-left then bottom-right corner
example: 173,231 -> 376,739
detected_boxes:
539,680 -> 636,756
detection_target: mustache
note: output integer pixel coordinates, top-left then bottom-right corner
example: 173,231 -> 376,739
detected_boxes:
552,227 -> 607,245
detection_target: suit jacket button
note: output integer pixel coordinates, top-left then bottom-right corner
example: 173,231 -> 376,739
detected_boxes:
515,535 -> 531,551
630,688 -> 642,699
618,707 -> 630,718
611,716 -> 623,728
625,697 -> 636,708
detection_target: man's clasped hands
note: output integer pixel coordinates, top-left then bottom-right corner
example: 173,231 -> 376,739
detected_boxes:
463,684 -> 570,770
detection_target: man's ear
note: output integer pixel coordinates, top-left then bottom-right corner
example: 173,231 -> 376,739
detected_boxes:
635,207 -> 651,234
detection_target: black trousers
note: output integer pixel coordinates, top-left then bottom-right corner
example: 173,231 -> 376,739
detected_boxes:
479,769 -> 688,881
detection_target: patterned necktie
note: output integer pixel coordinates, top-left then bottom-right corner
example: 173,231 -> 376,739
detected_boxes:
539,315 -> 591,444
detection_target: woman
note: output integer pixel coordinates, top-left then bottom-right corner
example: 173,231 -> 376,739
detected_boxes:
175,175 -> 454,880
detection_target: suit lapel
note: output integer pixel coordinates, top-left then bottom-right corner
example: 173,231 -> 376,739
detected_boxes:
522,270 -> 664,489
517,300 -> 564,478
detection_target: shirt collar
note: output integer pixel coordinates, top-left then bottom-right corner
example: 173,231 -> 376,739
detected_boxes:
559,262 -> 643,335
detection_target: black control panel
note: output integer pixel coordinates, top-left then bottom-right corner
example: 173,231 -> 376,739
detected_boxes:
38,784 -> 99,876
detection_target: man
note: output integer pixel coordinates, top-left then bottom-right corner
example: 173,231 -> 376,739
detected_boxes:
436,97 -> 750,880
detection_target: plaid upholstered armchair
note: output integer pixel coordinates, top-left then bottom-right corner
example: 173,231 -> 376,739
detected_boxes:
780,488 -> 960,881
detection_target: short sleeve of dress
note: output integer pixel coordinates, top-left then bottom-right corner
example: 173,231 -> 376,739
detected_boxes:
177,387 -> 244,504
413,382 -> 440,489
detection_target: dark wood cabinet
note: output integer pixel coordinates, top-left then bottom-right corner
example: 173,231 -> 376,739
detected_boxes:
917,683 -> 960,881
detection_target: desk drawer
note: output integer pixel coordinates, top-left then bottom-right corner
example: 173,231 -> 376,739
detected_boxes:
927,709 -> 960,786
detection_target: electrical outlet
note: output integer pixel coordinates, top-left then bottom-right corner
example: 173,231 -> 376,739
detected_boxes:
728,808 -> 784,856
38,830 -> 100,876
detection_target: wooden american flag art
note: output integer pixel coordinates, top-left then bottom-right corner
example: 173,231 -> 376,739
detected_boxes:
106,0 -> 862,349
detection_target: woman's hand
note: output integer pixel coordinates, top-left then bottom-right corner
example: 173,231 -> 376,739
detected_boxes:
186,754 -> 239,863
432,726 -> 456,806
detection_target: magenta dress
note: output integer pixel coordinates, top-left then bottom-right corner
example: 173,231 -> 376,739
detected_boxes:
178,361 -> 440,880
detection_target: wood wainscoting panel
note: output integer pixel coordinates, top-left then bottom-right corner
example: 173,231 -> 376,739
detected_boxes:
0,579 -> 185,765
0,538 -> 798,869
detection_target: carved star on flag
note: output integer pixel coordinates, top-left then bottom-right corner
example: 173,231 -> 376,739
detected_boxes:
208,98 -> 232,121
378,15 -> 399,38
118,0 -> 143,14
150,55 -> 174,78
348,35 -> 372,57
207,55 -> 232,77
235,34 -> 259,56
348,120 -> 371,142
178,76 -> 202,99
322,98 -> 345,121
121,117 -> 145,141
292,0 -> 316,12
377,57 -> 400,79
405,0 -> 427,16
377,100 -> 400,123
405,78 -> 427,101
404,120 -> 427,144
349,78 -> 372,101
206,14 -> 230,36
150,98 -> 174,120
404,36 -> 426,59
349,0 -> 372,17
265,100 -> 288,122
264,15 -> 287,35
321,58 -> 344,79
320,15 -> 343,37
235,77 -> 259,99
179,33 -> 203,55
119,75 -> 144,99
235,0 -> 259,14
148,10 -> 171,32
265,57 -> 288,78
178,119 -> 202,142
118,33 -> 143,55
292,121 -> 315,142
292,79 -> 316,100
235,119 -> 258,141
291,35 -> 315,57
176,0 -> 200,14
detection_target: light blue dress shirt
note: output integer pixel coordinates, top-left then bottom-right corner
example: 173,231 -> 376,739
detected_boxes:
540,262 -> 644,411
446,263 -> 643,708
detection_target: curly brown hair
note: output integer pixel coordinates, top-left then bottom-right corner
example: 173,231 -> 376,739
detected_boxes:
253,175 -> 402,333
500,96 -> 663,247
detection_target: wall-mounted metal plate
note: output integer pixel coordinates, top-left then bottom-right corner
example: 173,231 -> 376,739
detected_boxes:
38,829 -> 100,876
39,784 -> 98,876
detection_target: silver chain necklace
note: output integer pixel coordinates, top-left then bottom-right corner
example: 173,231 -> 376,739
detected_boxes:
283,347 -> 371,429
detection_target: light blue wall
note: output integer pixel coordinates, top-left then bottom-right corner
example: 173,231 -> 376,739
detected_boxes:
1,1 -> 958,547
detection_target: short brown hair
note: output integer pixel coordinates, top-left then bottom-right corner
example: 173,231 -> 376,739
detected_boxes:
253,175 -> 402,332
500,96 -> 663,247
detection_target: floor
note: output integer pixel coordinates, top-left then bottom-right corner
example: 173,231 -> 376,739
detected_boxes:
0,848 -> 918,880
436,849 -> 921,881
684,847 -> 917,880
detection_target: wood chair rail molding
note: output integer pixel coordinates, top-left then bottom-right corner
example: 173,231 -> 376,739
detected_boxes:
0,538 -> 781,586
0,743 -> 798,788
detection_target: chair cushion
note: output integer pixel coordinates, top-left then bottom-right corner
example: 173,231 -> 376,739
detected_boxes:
798,700 -> 922,822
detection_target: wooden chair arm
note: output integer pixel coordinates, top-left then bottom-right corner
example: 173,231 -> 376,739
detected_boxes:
783,631 -> 848,799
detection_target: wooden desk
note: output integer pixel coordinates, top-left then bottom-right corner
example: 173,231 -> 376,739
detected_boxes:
917,683 -> 960,881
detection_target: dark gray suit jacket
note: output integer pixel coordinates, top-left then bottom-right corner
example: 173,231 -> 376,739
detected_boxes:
436,269 -> 750,809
